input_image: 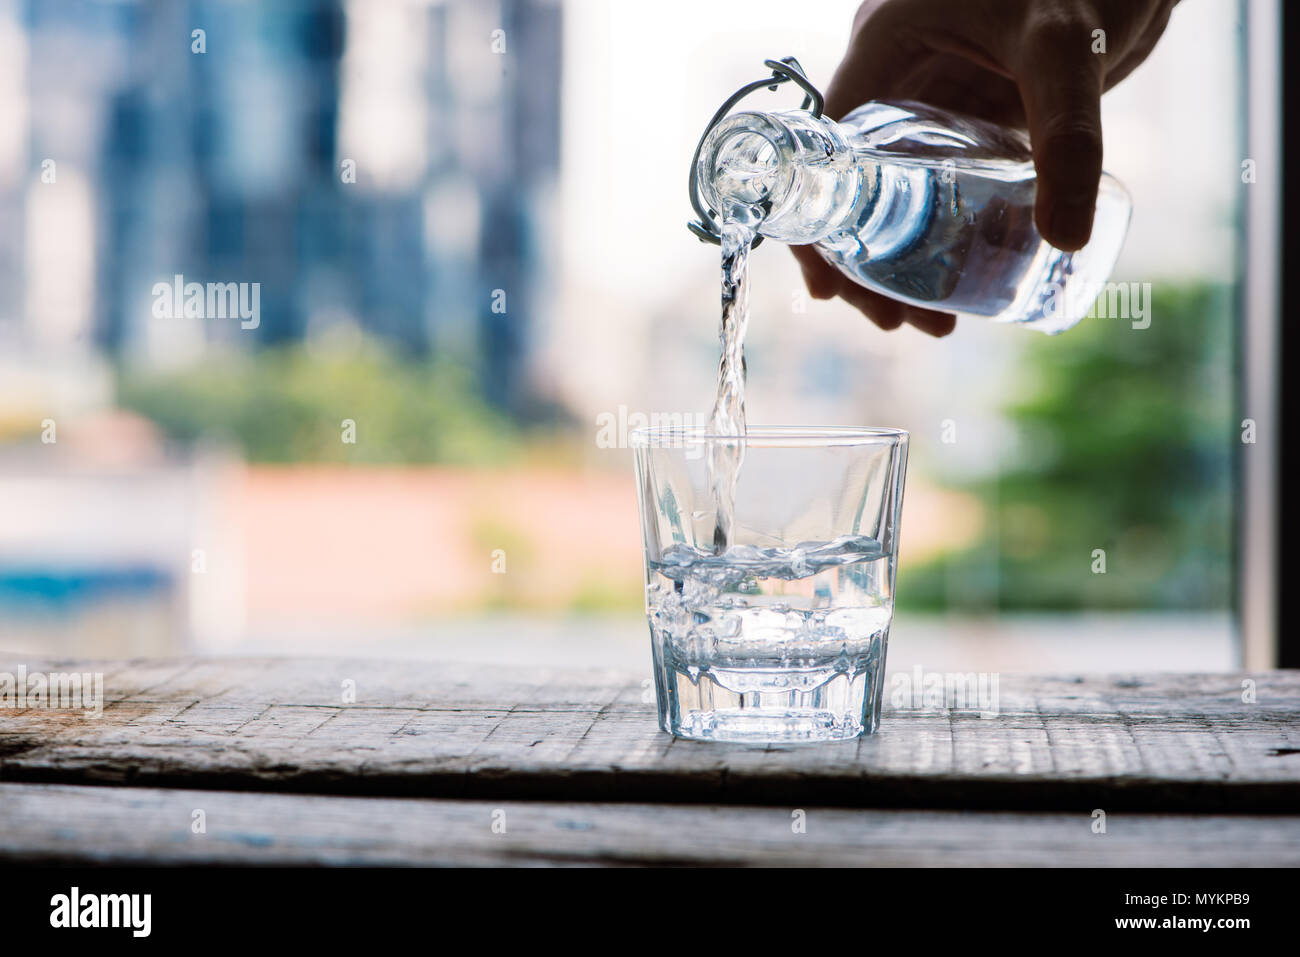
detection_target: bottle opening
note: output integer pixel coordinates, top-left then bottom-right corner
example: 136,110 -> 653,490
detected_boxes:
698,113 -> 795,220
709,130 -> 781,206
696,110 -> 854,245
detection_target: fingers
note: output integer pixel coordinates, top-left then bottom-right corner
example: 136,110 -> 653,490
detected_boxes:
1015,15 -> 1106,250
790,245 -> 958,337
902,309 -> 959,338
840,281 -> 957,337
791,244 -> 840,300
826,0 -> 1012,118
824,0 -> 934,118
902,54 -> 1026,125
1102,0 -> 1177,90
831,0 -> 1111,253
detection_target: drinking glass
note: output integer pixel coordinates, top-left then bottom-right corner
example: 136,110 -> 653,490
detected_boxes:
631,426 -> 908,743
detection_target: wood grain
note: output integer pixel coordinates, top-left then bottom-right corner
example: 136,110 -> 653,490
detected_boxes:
2,782 -> 1296,867
1,657 -> 1298,811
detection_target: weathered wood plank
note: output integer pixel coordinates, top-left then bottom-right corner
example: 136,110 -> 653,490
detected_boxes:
1,657 -> 1298,811
2,782 -> 1296,867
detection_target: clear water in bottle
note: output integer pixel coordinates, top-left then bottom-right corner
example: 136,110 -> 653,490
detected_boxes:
698,100 -> 1131,333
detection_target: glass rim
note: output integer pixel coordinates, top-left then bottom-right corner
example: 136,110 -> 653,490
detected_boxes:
629,425 -> 908,448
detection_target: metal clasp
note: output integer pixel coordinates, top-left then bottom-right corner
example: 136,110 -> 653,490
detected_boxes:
687,56 -> 825,248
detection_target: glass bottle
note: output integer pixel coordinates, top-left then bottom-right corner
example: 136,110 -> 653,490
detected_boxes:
695,97 -> 1131,333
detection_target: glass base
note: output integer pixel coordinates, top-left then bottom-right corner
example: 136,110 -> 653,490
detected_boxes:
656,658 -> 883,743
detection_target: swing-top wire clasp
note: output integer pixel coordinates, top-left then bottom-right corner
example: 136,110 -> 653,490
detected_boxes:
687,56 -> 825,249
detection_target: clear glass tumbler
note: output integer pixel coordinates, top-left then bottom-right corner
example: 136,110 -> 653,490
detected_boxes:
631,426 -> 908,743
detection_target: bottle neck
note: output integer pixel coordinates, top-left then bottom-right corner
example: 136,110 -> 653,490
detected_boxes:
697,109 -> 862,244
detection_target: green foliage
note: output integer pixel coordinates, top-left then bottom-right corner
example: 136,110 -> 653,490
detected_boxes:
565,576 -> 644,614
116,342 -> 520,465
901,283 -> 1234,611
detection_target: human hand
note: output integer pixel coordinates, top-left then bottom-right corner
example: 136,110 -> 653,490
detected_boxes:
794,0 -> 1178,336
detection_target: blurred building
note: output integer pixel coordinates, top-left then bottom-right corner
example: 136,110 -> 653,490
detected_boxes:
1,0 -> 563,651
5,0 -> 561,413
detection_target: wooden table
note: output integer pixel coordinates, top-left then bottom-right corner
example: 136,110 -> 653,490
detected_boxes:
2,656 -> 1298,866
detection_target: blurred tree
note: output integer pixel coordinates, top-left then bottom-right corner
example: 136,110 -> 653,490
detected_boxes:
902,282 -> 1234,611
116,340 -> 521,465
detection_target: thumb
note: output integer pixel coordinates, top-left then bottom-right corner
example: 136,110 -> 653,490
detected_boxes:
1016,25 -> 1105,251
